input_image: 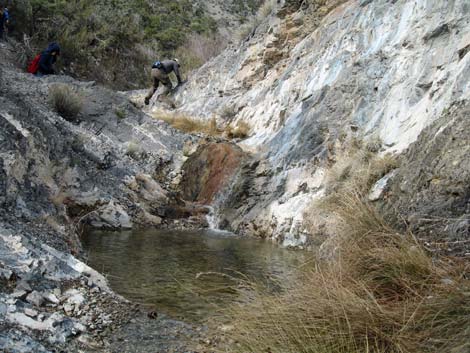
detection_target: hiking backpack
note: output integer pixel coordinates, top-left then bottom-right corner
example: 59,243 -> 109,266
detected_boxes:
152,60 -> 163,69
27,54 -> 41,74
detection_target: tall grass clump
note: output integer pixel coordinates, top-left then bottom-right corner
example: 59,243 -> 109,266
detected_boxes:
219,137 -> 470,353
223,195 -> 470,353
48,84 -> 83,120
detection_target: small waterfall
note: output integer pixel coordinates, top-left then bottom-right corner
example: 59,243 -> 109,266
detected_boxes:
205,167 -> 243,231
205,206 -> 219,229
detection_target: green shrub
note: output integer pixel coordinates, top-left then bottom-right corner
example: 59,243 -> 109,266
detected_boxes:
115,108 -> 127,120
11,0 -> 254,89
125,141 -> 143,160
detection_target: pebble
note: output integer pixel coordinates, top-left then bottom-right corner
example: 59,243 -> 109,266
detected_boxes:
11,290 -> 28,299
24,308 -> 39,318
26,291 -> 45,307
44,292 -> 60,305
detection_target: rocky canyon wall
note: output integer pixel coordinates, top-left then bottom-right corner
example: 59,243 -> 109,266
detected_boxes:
161,0 -> 470,246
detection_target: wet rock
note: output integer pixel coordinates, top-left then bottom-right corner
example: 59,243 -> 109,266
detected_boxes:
135,173 -> 169,203
139,210 -> 163,226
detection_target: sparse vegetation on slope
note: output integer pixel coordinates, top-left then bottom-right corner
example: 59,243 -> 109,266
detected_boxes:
9,0 -> 262,89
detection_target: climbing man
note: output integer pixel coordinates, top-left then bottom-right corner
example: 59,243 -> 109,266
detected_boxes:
36,42 -> 61,76
0,6 -> 8,41
144,59 -> 185,106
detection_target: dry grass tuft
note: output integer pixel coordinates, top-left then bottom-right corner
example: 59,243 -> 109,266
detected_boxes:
222,191 -> 470,353
49,84 -> 83,120
219,104 -> 238,120
225,121 -> 251,139
153,110 -> 226,137
218,137 -> 469,353
325,138 -> 398,195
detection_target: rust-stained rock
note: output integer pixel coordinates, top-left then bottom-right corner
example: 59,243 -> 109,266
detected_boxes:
180,143 -> 246,204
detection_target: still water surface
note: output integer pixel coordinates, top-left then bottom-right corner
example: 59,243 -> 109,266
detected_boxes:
82,229 -> 308,323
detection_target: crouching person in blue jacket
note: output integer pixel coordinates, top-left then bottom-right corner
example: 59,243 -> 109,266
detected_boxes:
37,42 -> 61,76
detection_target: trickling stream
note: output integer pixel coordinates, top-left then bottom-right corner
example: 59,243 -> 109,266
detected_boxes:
82,229 -> 308,324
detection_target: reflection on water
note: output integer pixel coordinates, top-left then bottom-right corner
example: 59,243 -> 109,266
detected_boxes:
82,229 -> 308,323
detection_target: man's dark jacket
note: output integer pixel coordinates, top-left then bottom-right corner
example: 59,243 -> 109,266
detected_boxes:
38,43 -> 60,75
157,60 -> 182,84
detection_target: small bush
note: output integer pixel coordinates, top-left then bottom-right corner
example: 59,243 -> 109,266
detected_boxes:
125,142 -> 143,160
49,84 -> 83,120
115,108 -> 127,120
219,104 -> 238,120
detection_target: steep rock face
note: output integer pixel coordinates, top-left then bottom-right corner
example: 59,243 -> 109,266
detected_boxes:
379,101 -> 470,256
154,0 -> 470,245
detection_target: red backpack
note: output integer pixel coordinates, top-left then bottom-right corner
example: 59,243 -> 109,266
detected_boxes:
27,54 -> 41,74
